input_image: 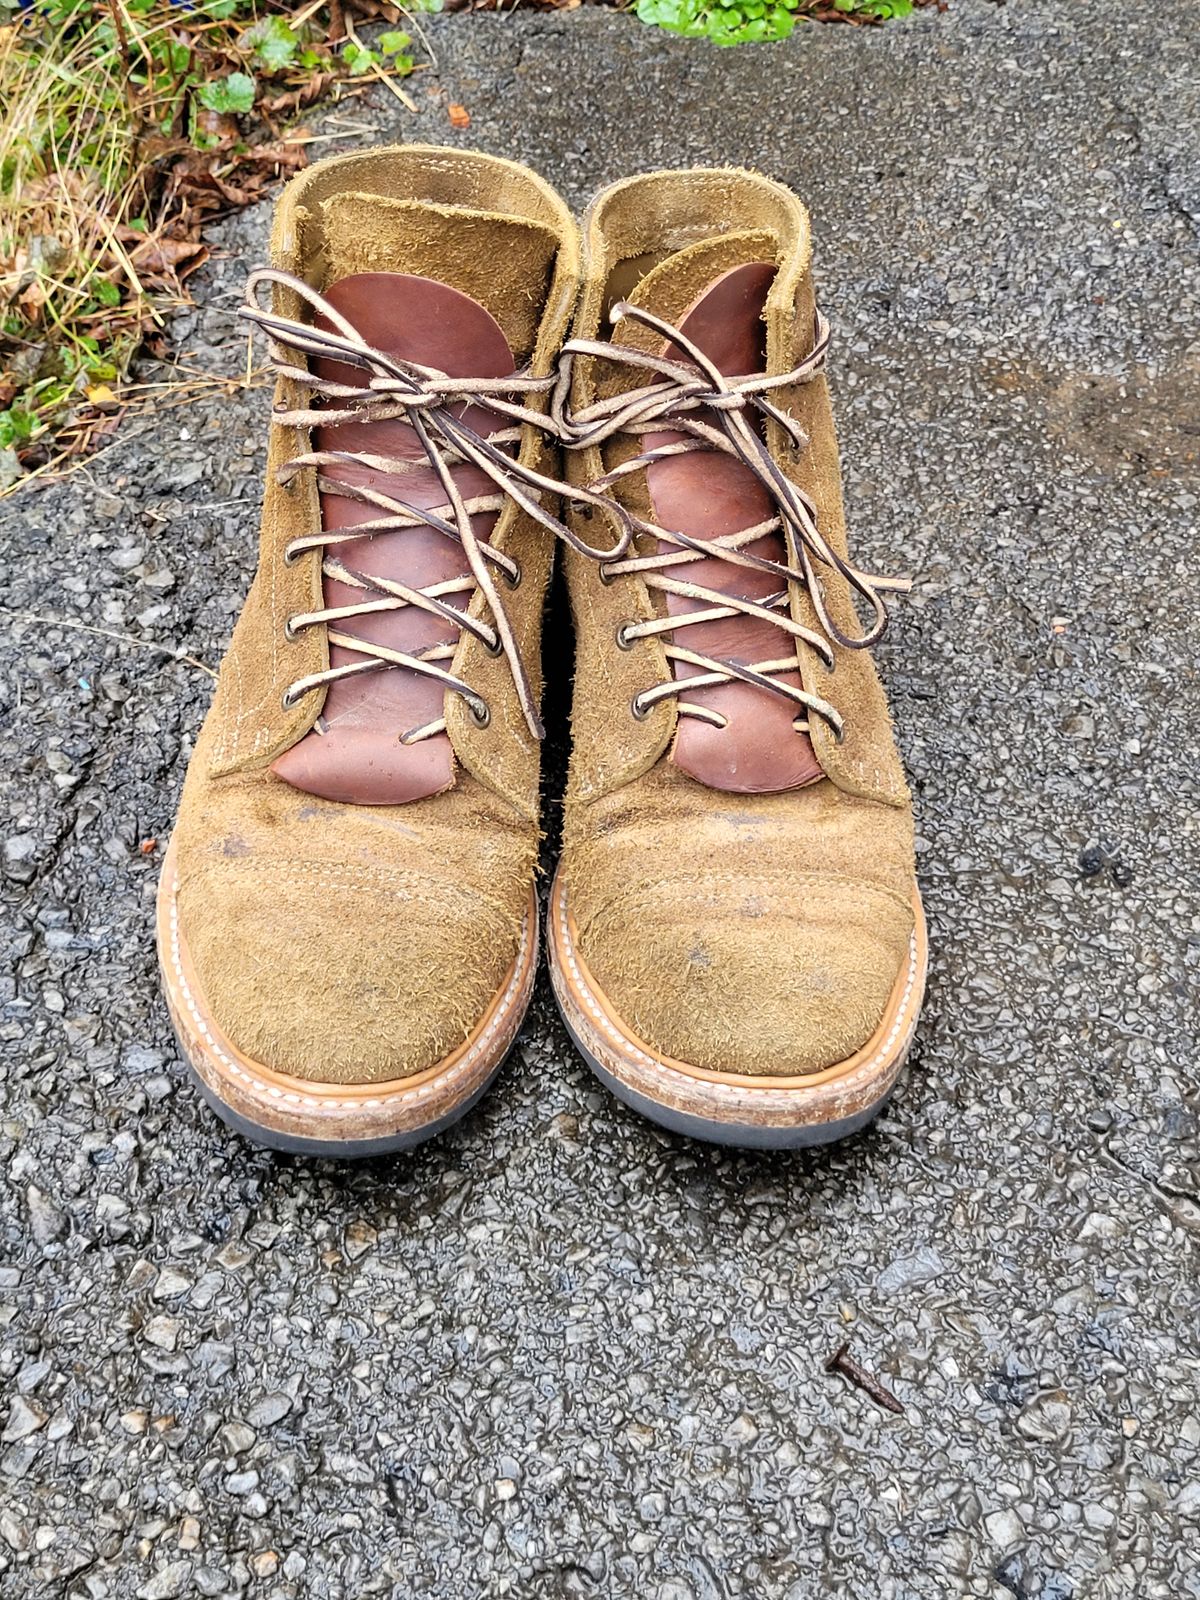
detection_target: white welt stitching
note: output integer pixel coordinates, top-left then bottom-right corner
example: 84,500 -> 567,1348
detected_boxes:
555,881 -> 919,1102
169,877 -> 532,1115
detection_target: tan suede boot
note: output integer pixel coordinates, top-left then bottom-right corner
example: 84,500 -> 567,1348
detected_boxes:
547,168 -> 927,1147
158,146 -> 592,1154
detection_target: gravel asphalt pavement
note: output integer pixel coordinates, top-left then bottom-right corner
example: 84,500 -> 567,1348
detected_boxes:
1,3 -> 1198,1596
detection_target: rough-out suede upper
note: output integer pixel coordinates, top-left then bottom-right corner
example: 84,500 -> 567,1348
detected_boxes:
559,168 -> 919,1078
168,146 -> 578,1084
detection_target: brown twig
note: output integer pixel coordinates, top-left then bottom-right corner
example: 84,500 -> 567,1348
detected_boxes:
824,1342 -> 905,1414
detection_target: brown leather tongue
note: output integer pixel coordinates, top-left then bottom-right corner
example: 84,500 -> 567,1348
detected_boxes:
272,272 -> 516,805
639,262 -> 824,794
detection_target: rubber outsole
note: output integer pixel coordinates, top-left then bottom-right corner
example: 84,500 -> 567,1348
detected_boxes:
183,1051 -> 511,1158
555,1002 -> 894,1149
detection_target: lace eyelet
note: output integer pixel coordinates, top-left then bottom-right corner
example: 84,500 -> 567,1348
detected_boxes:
598,563 -> 616,587
630,693 -> 650,722
282,542 -> 301,567
482,630 -> 504,658
614,622 -> 636,651
502,563 -> 523,590
470,701 -> 491,729
281,685 -> 304,711
284,617 -> 301,643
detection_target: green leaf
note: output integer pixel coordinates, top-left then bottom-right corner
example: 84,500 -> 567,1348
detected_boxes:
197,71 -> 257,116
0,408 -> 36,450
92,278 -> 122,307
245,16 -> 299,72
637,0 -> 798,43
378,30 -> 412,56
341,40 -> 378,75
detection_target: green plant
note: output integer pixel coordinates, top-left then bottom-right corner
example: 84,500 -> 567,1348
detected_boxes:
342,29 -> 414,77
635,0 -> 913,45
0,2 -> 423,483
840,0 -> 914,16
197,70 -> 258,116
244,15 -> 301,70
635,0 -> 798,44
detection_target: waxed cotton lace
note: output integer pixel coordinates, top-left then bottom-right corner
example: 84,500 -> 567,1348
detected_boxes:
241,269 -> 632,743
550,301 -> 910,739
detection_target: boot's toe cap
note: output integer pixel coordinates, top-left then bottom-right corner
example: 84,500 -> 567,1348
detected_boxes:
573,872 -> 914,1077
175,857 -> 522,1084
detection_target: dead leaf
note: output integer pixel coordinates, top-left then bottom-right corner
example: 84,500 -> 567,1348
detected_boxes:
193,109 -> 239,146
138,134 -> 196,166
128,236 -> 209,281
176,169 -> 257,208
18,281 -> 47,319
262,77 -> 336,118
344,0 -> 403,19
86,383 -> 119,407
239,141 -> 309,175
448,103 -> 471,129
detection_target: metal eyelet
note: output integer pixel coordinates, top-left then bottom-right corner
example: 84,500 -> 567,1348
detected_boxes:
482,630 -> 504,658
470,701 -> 491,729
630,693 -> 650,722
598,563 -> 616,587
281,685 -> 304,711
614,622 -> 636,651
283,617 -> 300,642
282,542 -> 301,567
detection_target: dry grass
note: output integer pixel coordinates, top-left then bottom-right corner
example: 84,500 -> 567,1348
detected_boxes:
0,1 -> 421,489
0,14 -> 150,470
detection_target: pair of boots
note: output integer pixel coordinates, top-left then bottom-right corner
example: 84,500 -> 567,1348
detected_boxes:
157,145 -> 926,1157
